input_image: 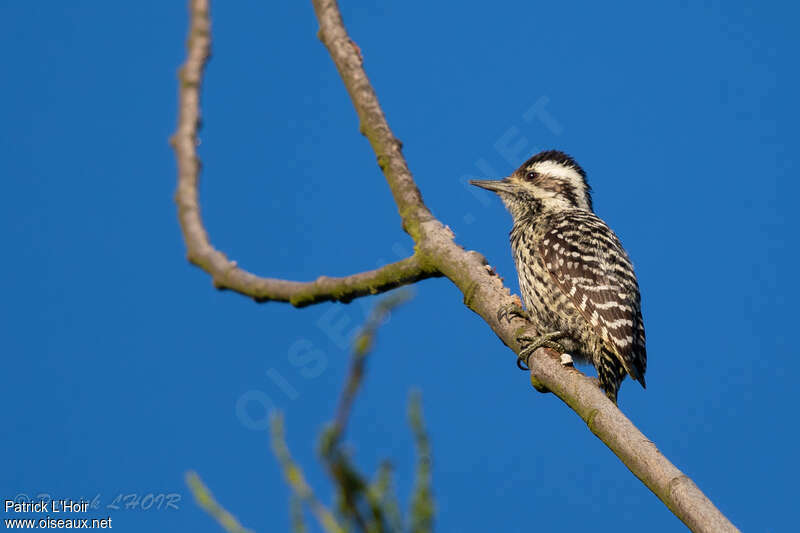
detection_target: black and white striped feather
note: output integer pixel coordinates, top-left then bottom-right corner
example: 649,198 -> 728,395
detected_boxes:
474,150 -> 647,403
538,210 -> 646,385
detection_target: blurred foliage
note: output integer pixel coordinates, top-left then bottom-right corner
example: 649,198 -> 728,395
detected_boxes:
186,471 -> 256,533
190,291 -> 436,533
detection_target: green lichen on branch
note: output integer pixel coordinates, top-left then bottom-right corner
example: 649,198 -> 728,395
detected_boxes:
286,260 -> 435,308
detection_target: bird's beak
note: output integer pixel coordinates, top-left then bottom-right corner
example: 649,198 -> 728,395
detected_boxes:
469,177 -> 514,194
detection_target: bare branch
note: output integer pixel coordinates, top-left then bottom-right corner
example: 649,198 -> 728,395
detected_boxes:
172,1 -> 741,531
311,0 -> 433,239
171,0 -> 440,307
305,3 -> 739,530
527,352 -> 738,533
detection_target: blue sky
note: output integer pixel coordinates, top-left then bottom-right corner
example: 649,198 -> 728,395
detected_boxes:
1,1 -> 797,531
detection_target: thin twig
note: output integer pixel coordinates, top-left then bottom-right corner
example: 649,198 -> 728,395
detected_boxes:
319,292 -> 411,533
186,471 -> 255,533
369,462 -> 403,533
407,391 -> 434,533
270,412 -> 347,533
331,291 -> 412,444
170,0 -> 439,307
290,494 -> 308,533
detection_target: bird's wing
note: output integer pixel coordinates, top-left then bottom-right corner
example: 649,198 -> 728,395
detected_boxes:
538,211 -> 647,384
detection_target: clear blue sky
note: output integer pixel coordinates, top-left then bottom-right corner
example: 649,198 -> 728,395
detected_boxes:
2,1 -> 797,531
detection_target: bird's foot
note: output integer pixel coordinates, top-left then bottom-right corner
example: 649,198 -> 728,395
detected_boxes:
516,331 -> 566,370
497,299 -> 530,324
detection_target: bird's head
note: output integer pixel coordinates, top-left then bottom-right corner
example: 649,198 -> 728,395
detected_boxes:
470,150 -> 592,220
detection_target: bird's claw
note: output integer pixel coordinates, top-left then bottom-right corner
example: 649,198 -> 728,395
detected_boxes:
516,331 -> 566,371
497,301 -> 530,324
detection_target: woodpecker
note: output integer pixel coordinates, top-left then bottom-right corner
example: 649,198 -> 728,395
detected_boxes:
471,150 -> 646,403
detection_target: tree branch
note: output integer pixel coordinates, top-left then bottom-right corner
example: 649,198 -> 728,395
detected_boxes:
329,291 -> 412,444
170,0 -> 440,307
528,351 -> 737,532
186,471 -> 255,533
270,413 -> 347,533
311,0 -> 433,240
320,293 -> 411,533
172,1 -> 740,531
408,391 -> 434,533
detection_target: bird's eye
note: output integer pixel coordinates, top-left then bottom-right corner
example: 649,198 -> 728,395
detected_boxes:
526,172 -> 536,180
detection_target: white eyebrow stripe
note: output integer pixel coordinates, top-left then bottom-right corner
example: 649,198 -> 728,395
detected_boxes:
527,160 -> 590,210
530,160 -> 584,187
